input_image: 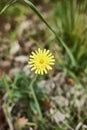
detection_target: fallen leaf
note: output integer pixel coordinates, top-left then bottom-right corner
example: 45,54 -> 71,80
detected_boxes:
14,117 -> 28,129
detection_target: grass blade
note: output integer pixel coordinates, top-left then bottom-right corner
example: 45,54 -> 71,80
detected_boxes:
24,0 -> 76,67
0,0 -> 17,15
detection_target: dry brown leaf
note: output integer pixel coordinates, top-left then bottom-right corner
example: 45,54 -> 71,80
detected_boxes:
14,117 -> 28,129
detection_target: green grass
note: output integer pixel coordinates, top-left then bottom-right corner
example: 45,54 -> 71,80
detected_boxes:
49,0 -> 87,77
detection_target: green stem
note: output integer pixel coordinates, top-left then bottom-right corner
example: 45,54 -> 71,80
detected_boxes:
27,122 -> 36,126
29,75 -> 43,119
3,75 -> 12,105
3,104 -> 14,130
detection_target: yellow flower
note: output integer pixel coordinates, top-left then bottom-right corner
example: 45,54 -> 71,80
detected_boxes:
28,48 -> 55,75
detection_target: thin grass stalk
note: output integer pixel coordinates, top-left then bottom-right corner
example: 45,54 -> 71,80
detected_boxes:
24,0 -> 77,67
0,0 -> 18,15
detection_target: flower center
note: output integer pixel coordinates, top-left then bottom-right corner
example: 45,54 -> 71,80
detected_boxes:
39,59 -> 44,64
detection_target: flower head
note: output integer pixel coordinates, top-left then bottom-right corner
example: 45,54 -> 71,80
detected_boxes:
28,48 -> 55,75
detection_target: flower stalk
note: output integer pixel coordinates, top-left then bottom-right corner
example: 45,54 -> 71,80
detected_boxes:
29,75 -> 43,119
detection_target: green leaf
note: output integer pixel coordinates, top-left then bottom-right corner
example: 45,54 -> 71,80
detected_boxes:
30,101 -> 38,114
12,91 -> 22,99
